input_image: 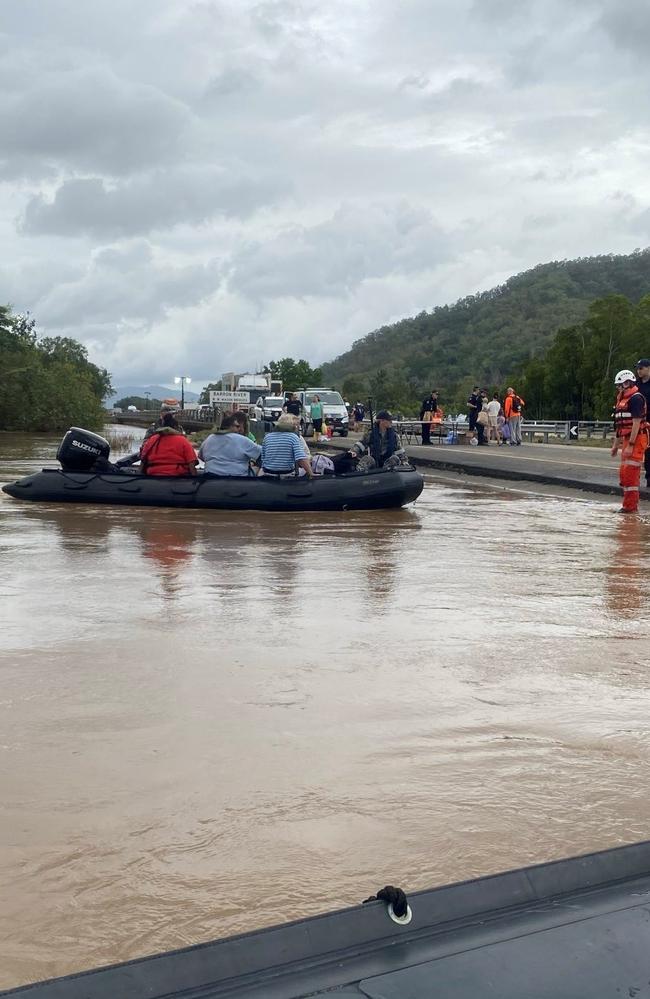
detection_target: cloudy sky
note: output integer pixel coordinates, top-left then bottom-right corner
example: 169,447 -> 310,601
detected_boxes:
1,0 -> 649,387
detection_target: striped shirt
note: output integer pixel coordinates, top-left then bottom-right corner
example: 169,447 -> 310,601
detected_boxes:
261,431 -> 307,472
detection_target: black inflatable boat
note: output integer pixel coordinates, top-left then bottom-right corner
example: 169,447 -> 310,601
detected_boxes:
1,428 -> 424,512
4,839 -> 650,998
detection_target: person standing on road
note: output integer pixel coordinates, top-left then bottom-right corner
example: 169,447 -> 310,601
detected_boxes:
283,393 -> 303,419
504,387 -> 525,446
419,390 -> 439,445
611,369 -> 648,513
635,358 -> 650,488
486,393 -> 502,444
310,394 -> 323,439
476,396 -> 489,445
467,386 -> 481,440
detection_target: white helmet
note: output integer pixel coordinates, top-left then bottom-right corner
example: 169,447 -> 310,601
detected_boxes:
614,369 -> 636,386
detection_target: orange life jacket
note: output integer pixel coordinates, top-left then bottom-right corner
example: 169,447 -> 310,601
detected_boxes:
614,385 -> 648,438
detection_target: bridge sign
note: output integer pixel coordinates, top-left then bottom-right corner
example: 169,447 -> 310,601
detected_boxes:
209,391 -> 249,405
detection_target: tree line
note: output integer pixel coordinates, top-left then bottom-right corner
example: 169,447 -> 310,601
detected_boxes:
0,305 -> 112,432
334,294 -> 650,419
322,249 -> 650,412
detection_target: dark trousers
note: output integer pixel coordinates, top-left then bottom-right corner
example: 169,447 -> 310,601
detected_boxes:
421,421 -> 430,444
477,423 -> 486,444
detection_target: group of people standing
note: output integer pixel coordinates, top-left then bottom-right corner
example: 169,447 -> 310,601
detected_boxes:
418,387 -> 525,446
467,386 -> 525,447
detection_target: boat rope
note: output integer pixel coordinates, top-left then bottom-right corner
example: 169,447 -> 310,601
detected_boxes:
362,885 -> 410,921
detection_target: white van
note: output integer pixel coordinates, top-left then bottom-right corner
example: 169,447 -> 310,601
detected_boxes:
296,388 -> 349,437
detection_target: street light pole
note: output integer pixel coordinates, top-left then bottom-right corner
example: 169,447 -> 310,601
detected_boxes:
174,375 -> 192,410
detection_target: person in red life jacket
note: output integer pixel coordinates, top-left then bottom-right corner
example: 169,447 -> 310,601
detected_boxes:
635,358 -> 650,487
611,369 -> 649,513
140,413 -> 198,476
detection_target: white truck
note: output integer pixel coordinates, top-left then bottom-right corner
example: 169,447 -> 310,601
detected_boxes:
295,388 -> 349,437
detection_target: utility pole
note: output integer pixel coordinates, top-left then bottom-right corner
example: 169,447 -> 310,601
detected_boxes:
174,375 -> 192,410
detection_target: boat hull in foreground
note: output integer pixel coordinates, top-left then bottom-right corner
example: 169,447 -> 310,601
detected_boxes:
1,466 -> 424,511
4,840 -> 650,998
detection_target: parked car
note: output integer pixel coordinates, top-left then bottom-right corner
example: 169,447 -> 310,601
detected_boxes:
252,396 -> 286,425
295,388 -> 349,436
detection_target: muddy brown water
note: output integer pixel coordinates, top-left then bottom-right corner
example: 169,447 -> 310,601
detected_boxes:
1,428 -> 650,988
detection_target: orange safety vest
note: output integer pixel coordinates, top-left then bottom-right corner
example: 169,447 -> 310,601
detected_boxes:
613,385 -> 648,438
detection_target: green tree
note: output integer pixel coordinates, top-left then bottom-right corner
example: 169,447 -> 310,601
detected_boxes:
199,381 -> 223,403
267,358 -> 323,391
115,396 -> 162,410
341,375 -> 368,402
0,307 -> 112,432
320,249 -> 650,410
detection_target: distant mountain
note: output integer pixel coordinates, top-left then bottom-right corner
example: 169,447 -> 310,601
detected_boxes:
321,249 -> 650,394
105,384 -> 200,404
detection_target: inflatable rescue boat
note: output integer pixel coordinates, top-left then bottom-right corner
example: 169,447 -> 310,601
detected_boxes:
4,839 -> 650,998
1,428 -> 424,512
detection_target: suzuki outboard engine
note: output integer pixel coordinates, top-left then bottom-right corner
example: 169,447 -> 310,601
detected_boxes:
56,427 -> 110,471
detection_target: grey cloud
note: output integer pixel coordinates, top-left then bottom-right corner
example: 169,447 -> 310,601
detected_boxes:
0,0 -> 648,384
599,0 -> 650,55
35,239 -> 220,327
0,67 -> 192,176
228,202 -> 450,300
20,168 -> 290,238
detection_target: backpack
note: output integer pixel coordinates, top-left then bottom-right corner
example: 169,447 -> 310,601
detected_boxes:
511,396 -> 522,414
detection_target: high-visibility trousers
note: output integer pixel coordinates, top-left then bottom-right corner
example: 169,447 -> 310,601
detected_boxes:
619,432 -> 648,511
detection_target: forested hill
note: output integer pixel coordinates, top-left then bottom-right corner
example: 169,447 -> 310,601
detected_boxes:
321,250 -> 650,396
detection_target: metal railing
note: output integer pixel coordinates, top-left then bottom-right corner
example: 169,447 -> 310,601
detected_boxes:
356,418 -> 615,445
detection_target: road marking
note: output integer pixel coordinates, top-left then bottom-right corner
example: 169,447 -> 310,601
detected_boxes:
428,449 -> 612,471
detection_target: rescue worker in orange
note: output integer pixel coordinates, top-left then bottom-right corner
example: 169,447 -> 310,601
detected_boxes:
611,369 -> 649,513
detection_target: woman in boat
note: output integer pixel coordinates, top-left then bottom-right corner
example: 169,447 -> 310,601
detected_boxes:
140,413 -> 198,476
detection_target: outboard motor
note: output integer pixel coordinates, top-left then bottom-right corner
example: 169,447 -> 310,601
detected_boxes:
56,427 -> 110,471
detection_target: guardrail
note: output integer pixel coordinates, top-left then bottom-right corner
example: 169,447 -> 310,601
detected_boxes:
355,418 -> 615,446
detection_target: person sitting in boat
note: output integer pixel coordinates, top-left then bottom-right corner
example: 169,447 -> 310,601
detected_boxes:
139,413 -> 198,476
260,414 -> 313,478
198,413 -> 262,476
350,410 -> 406,470
143,404 -> 185,441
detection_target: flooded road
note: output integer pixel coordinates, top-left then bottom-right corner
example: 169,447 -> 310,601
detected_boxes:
1,428 -> 650,988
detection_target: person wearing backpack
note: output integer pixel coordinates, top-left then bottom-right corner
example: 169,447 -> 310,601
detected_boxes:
504,387 -> 525,446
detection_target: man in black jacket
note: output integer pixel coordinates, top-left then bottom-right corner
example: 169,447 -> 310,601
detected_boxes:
419,390 -> 439,445
467,386 -> 481,436
636,358 -> 650,487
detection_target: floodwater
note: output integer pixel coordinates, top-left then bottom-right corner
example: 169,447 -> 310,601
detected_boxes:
1,427 -> 650,989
